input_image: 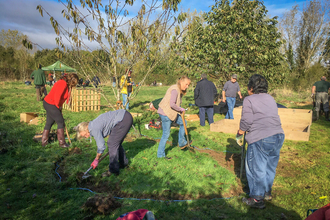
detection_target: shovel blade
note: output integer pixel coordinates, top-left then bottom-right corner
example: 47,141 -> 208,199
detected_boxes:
82,174 -> 92,179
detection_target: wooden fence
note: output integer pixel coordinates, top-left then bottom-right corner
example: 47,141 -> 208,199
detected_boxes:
63,88 -> 101,112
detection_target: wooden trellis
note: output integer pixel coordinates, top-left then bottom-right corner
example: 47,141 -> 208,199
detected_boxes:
63,88 -> 101,112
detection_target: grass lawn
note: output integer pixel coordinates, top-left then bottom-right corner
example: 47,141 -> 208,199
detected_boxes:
0,82 -> 329,220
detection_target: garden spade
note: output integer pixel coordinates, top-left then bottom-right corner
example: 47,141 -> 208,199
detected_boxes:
180,111 -> 194,152
82,152 -> 109,179
236,132 -> 247,180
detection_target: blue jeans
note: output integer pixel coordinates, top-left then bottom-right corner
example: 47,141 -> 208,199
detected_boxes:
245,133 -> 285,200
199,106 -> 214,126
122,93 -> 130,110
157,114 -> 187,158
112,82 -> 116,87
225,97 -> 236,119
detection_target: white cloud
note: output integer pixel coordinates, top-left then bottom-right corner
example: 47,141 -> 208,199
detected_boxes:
0,0 -> 306,50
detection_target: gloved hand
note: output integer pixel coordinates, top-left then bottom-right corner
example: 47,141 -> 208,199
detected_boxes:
91,159 -> 99,169
180,107 -> 185,113
311,93 -> 314,98
236,131 -> 244,146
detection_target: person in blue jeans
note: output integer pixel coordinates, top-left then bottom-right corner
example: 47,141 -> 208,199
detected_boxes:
121,70 -> 133,110
194,73 -> 218,126
237,74 -> 285,209
157,76 -> 191,159
222,74 -> 242,119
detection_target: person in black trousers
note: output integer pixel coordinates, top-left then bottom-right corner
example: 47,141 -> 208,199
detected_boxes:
194,73 -> 218,126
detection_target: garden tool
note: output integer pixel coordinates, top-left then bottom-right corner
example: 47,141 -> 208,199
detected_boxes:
180,111 -> 194,152
82,152 -> 110,179
236,132 -> 247,180
65,126 -> 71,144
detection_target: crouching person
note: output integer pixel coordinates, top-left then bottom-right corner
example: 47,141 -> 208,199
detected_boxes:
238,74 -> 284,209
75,109 -> 133,177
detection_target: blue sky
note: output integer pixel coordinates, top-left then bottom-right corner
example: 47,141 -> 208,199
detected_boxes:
0,0 -> 307,49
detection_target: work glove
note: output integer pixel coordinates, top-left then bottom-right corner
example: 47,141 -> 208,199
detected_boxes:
236,131 -> 244,146
180,107 -> 185,113
91,159 -> 99,169
311,93 -> 314,99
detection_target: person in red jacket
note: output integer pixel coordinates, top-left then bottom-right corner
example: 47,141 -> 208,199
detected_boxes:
41,73 -> 79,148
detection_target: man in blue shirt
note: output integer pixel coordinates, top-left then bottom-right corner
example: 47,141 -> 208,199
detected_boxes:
222,74 -> 243,119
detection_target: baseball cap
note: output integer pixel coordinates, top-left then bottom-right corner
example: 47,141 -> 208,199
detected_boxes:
231,74 -> 237,79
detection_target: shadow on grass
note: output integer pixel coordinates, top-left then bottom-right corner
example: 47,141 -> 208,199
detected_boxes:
123,138 -> 157,162
170,126 -> 197,149
79,167 -> 302,220
225,138 -> 242,179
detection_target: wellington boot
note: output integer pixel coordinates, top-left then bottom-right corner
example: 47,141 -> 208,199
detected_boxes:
57,128 -> 70,148
41,130 -> 50,147
316,111 -> 320,121
325,111 -> 330,121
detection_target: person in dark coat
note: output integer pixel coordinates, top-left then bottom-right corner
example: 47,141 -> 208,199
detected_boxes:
30,64 -> 47,101
194,74 -> 218,126
92,75 -> 101,88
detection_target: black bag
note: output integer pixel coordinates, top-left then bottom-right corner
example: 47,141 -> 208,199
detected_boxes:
214,102 -> 228,114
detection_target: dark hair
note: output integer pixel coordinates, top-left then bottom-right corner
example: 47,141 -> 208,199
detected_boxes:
201,73 -> 207,79
38,64 -> 42,69
61,73 -> 79,88
247,74 -> 268,94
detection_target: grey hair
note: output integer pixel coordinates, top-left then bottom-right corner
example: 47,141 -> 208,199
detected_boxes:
74,122 -> 89,139
201,73 -> 207,79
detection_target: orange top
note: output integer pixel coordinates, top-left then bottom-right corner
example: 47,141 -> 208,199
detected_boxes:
44,79 -> 70,108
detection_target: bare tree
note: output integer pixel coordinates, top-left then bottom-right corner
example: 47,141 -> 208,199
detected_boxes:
297,0 -> 330,75
36,0 -> 186,109
279,0 -> 330,76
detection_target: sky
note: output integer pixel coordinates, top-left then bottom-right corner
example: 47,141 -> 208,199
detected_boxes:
0,0 -> 307,50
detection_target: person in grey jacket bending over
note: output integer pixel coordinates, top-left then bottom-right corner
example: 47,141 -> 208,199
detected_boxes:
237,74 -> 284,209
75,109 -> 133,177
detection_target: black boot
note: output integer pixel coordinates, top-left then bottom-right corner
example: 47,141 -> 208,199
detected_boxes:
325,111 -> 330,121
57,128 -> 70,148
41,130 -> 50,147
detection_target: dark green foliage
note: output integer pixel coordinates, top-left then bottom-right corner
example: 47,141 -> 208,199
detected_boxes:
179,0 -> 286,86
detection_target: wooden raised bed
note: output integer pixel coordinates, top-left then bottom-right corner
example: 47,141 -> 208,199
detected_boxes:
210,107 -> 312,141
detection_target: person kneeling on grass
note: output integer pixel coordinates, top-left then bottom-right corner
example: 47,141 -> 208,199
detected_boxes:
157,76 -> 191,160
74,109 -> 133,177
237,74 -> 284,209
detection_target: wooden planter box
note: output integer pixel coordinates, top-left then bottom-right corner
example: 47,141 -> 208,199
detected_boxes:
20,112 -> 40,125
210,107 -> 312,141
63,88 -> 101,112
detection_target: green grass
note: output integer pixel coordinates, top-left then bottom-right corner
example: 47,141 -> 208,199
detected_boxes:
0,82 -> 329,220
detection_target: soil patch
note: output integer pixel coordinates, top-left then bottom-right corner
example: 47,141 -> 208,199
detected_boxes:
83,194 -> 121,214
198,149 -> 241,175
125,133 -> 137,142
68,147 -> 82,155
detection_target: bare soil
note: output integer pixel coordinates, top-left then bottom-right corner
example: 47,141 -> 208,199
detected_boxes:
83,194 -> 121,214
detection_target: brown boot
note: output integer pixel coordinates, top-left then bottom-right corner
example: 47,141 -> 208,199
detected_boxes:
41,130 -> 50,147
57,128 -> 70,148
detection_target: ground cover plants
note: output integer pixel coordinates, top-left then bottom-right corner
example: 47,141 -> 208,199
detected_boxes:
1,82 -> 330,220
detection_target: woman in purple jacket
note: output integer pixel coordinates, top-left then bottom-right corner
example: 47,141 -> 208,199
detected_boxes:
237,74 -> 284,209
